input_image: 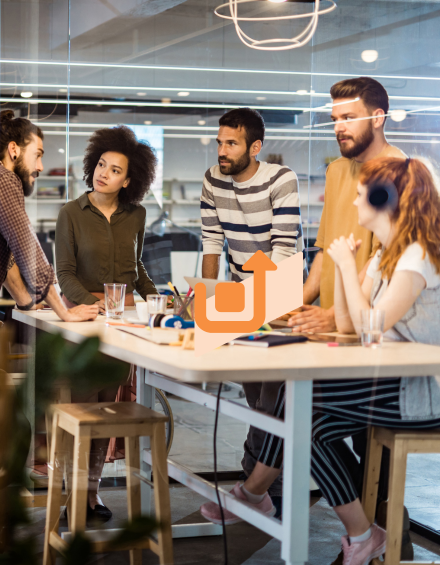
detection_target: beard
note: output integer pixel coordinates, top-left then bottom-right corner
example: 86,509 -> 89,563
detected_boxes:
337,121 -> 375,159
218,150 -> 251,176
14,156 -> 39,197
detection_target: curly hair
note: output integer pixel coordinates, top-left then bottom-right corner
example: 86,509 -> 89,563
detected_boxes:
359,156 -> 440,279
83,125 -> 157,205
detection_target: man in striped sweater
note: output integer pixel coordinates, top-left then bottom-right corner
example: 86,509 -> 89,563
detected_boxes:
200,108 -> 305,522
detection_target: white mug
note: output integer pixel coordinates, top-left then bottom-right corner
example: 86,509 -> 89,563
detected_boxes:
136,302 -> 149,323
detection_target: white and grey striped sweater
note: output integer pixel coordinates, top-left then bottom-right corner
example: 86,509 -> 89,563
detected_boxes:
200,162 -> 305,282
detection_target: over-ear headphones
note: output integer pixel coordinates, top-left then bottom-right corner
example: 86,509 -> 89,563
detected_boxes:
367,157 -> 410,212
367,181 -> 398,211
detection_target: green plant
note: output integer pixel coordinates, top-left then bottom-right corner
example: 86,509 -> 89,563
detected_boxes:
0,332 -> 160,564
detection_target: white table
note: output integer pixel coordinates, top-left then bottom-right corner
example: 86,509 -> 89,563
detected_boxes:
13,310 -> 440,565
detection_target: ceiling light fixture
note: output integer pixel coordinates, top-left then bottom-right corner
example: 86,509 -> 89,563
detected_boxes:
198,120 -> 206,125
177,91 -> 190,97
161,97 -> 172,105
200,137 -> 212,146
214,0 -> 336,51
390,109 -> 407,123
256,96 -> 266,100
137,92 -> 147,96
59,88 -> 68,93
361,50 -> 379,63
144,120 -> 152,125
58,148 -> 65,153
20,91 -> 33,98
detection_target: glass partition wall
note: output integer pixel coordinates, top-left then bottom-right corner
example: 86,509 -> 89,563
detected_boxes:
2,0 -> 440,531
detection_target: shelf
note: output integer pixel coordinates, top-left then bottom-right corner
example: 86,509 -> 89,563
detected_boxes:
26,199 -> 65,204
163,178 -> 202,183
173,199 -> 200,205
302,223 -> 319,229
37,176 -> 74,181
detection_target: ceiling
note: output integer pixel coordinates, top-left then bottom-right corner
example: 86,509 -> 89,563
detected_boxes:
0,0 -> 439,139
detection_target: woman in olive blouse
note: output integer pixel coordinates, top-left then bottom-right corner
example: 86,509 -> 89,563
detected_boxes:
55,126 -> 159,522
56,126 -> 158,309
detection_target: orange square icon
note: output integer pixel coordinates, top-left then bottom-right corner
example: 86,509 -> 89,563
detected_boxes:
215,282 -> 245,313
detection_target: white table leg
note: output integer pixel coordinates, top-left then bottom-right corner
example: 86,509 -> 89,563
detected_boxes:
136,366 -> 153,514
281,380 -> 313,565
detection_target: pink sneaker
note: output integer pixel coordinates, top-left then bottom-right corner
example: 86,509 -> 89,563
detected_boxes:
200,483 -> 276,526
341,524 -> 386,565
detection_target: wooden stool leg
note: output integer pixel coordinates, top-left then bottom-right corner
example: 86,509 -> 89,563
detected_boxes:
70,429 -> 91,533
362,427 -> 383,523
126,436 -> 142,565
43,414 -> 69,565
150,423 -> 174,565
384,439 -> 407,565
64,432 -> 74,524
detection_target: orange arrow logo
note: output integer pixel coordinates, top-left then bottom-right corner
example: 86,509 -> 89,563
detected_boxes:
195,250 -> 277,334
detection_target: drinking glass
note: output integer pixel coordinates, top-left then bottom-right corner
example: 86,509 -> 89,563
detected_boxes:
104,283 -> 126,320
147,294 -> 167,324
361,309 -> 385,348
173,295 -> 194,321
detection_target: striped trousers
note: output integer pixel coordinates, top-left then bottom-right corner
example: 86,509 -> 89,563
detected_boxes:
258,378 -> 440,507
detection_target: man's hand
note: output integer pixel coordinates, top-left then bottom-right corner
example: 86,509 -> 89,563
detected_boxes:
95,299 -> 106,313
62,304 -> 99,322
287,305 -> 336,333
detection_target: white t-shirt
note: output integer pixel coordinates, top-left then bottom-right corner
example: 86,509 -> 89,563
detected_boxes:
366,242 -> 440,340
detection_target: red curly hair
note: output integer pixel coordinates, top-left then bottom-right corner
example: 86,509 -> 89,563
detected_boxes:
359,156 -> 440,279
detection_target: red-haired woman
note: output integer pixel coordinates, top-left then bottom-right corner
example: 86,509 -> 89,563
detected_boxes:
202,157 -> 440,565
309,157 -> 440,564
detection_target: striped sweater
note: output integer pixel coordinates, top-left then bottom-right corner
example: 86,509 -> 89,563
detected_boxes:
200,162 -> 305,282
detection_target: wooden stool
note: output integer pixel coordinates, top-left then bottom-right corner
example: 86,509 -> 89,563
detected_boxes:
362,426 -> 440,565
43,402 -> 173,565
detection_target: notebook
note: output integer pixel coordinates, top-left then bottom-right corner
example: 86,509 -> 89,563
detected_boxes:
232,335 -> 308,348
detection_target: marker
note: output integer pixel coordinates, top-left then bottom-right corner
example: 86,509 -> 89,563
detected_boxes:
249,333 -> 265,340
167,281 -> 179,297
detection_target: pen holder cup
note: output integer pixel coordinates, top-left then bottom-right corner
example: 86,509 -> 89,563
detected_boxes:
173,295 -> 194,322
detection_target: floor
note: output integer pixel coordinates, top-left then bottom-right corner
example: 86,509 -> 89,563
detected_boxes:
24,383 -> 440,564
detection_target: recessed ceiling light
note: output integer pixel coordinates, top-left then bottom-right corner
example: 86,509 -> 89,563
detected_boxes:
59,88 -> 67,93
20,91 -> 33,98
144,120 -> 152,125
268,0 -> 288,3
161,97 -> 172,104
137,92 -> 147,96
296,90 -> 308,95
361,50 -> 378,63
177,91 -> 190,97
390,109 -> 407,123
198,120 -> 206,125
200,137 -> 211,146
58,148 -> 65,154
256,96 -> 266,101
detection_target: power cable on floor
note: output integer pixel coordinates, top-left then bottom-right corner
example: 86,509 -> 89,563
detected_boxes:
214,383 -> 228,565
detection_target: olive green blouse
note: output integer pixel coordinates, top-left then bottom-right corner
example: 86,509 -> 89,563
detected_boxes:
55,192 -> 157,305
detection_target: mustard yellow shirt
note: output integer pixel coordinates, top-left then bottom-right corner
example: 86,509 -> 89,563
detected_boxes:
315,144 -> 406,309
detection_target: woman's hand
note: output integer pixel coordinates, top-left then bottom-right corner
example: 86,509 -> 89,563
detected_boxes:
327,235 -> 362,268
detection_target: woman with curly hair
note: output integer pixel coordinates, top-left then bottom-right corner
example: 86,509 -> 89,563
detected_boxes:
56,125 -> 158,310
55,126 -> 159,523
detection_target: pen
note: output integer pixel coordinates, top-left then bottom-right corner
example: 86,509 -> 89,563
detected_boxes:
249,333 -> 265,340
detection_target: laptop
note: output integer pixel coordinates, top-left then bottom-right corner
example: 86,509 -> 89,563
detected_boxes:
184,276 -> 234,299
